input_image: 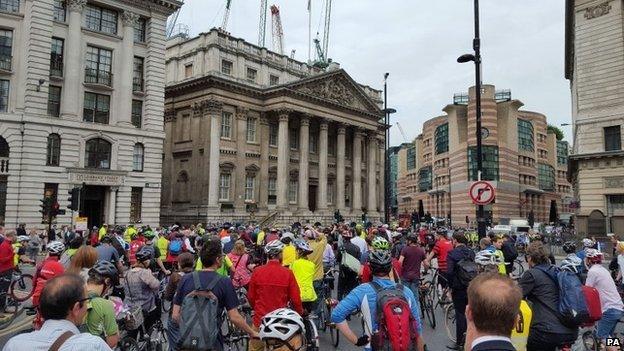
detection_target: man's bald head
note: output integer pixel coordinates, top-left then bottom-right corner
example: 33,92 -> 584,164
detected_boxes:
40,274 -> 86,320
467,273 -> 522,337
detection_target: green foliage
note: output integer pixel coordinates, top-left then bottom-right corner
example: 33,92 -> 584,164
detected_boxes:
547,125 -> 564,141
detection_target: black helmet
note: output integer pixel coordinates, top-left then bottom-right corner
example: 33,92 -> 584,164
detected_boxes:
562,241 -> 577,254
368,250 -> 392,274
135,247 -> 152,262
90,260 -> 118,278
407,234 -> 419,243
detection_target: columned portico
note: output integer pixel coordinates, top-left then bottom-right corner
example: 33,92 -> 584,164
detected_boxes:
317,119 -> 329,213
352,129 -> 364,213
207,99 -> 222,213
298,115 -> 310,213
336,124 -> 346,212
276,110 -> 290,211
118,11 -> 138,126
61,0 -> 87,118
367,134 -> 377,215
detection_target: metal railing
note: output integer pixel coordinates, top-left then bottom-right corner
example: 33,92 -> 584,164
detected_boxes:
50,58 -> 63,77
0,55 -> 11,71
84,68 -> 112,86
0,157 -> 8,174
132,77 -> 144,92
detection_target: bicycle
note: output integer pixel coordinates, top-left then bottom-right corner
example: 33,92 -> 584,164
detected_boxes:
582,317 -> 624,351
509,259 -> 525,280
428,268 -> 452,310
117,313 -> 168,351
9,268 -> 34,302
0,275 -> 28,331
158,275 -> 171,314
444,303 -> 456,343
418,278 -> 436,329
316,268 -> 340,347
221,309 -> 249,351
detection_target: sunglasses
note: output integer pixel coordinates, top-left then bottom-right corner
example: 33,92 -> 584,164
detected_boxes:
78,296 -> 92,307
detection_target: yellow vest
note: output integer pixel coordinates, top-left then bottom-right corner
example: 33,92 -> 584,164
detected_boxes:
495,249 -> 506,274
511,300 -> 532,351
282,245 -> 296,267
157,236 -> 169,260
98,227 -> 107,240
291,258 -> 317,302
256,231 -> 265,246
12,243 -> 21,266
124,227 -> 137,243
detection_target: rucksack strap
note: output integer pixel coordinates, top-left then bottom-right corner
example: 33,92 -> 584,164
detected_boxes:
49,331 -> 74,351
191,271 -> 202,291
191,271 -> 222,292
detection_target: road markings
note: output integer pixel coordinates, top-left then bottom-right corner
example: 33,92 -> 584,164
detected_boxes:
0,315 -> 34,338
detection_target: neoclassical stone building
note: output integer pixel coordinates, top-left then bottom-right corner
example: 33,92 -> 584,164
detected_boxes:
0,0 -> 180,229
162,29 -> 386,225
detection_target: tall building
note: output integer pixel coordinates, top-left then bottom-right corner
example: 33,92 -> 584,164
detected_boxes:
396,85 -> 573,226
565,0 -> 624,235
388,146 -> 400,218
0,0 -> 181,229
161,29 -> 386,226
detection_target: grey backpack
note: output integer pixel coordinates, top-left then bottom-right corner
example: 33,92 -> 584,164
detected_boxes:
179,272 -> 222,350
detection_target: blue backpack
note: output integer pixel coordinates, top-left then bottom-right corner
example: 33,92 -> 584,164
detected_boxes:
169,238 -> 183,256
535,265 -> 589,327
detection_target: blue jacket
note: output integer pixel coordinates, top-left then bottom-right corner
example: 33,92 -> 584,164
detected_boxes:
331,277 -> 423,335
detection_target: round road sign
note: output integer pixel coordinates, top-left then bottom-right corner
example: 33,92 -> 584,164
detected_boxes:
469,181 -> 496,205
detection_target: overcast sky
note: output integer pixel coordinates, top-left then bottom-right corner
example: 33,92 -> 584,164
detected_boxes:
175,0 -> 571,145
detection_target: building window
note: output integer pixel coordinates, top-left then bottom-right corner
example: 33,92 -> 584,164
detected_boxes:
134,18 -> 146,43
310,134 -> 318,154
85,4 -> 118,35
131,100 -> 142,128
268,176 -> 277,204
246,67 -> 257,82
538,163 -> 555,191
406,146 -> 416,170
0,29 -> 12,71
85,46 -> 112,86
246,117 -> 257,142
47,86 -> 61,117
130,187 -> 142,222
245,175 -> 255,201
83,92 -> 110,124
604,126 -> 622,151
50,37 -> 64,77
434,123 -> 449,154
219,173 -> 231,201
269,74 -> 279,86
517,119 -> 534,151
269,124 -> 278,147
557,140 -> 568,165
46,133 -> 61,166
0,79 -> 8,112
0,0 -> 19,13
132,143 -> 144,172
53,0 -> 65,22
42,183 -> 58,224
221,111 -> 232,138
468,145 -> 499,181
289,129 -> 299,150
85,138 -> 111,169
133,57 -> 144,92
288,179 -> 298,203
221,60 -> 233,75
608,195 -> 624,212
418,166 -> 432,192
184,64 -> 192,78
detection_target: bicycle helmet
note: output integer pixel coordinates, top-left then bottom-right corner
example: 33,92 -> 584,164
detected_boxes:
475,250 -> 502,266
560,257 -> 581,273
47,241 -> 65,255
368,250 -> 392,272
143,231 -> 156,240
562,241 -> 577,254
17,235 -> 30,242
585,248 -> 603,264
259,308 -> 305,342
582,238 -> 595,248
90,260 -> 118,278
264,239 -> 285,257
135,247 -> 153,262
371,236 -> 390,251
293,238 -> 312,253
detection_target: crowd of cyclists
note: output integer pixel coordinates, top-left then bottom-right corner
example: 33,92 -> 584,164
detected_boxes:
0,220 -> 622,351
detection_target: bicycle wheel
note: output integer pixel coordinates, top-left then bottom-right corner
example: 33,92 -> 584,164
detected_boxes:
582,330 -> 598,351
148,322 -> 168,351
424,287 -> 436,329
10,274 -> 34,302
318,301 -> 327,332
444,304 -> 456,344
118,336 -> 140,351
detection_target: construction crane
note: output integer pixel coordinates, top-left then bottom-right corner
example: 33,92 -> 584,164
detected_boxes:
290,49 -> 296,59
258,0 -> 268,47
312,0 -> 332,68
395,122 -> 409,142
221,0 -> 233,31
271,5 -> 284,55
166,7 -> 181,38
322,0 -> 332,59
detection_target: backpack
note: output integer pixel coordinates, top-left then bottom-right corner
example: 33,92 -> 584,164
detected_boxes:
370,281 -> 419,351
179,272 -> 222,350
456,258 -> 479,288
581,285 -> 602,326
502,242 -> 518,262
535,265 -> 589,328
169,238 -> 183,256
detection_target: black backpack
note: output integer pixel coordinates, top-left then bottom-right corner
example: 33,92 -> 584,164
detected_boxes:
456,258 -> 478,288
179,272 -> 222,350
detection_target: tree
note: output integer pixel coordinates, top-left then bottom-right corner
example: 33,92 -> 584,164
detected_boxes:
547,124 -> 564,141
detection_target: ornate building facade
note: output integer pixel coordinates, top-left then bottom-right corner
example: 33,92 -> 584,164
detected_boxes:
0,0 -> 180,229
161,29 -> 386,225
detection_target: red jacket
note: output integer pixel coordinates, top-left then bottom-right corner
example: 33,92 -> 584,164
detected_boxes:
32,256 -> 64,306
248,260 -> 303,327
0,240 -> 14,273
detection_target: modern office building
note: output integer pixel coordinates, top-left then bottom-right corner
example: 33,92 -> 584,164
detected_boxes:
161,28 -> 386,226
565,0 -> 624,235
388,145 -> 400,218
0,0 -> 181,229
396,85 -> 573,226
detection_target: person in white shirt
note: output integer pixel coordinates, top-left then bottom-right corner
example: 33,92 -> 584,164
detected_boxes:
585,248 -> 624,351
350,234 -> 368,263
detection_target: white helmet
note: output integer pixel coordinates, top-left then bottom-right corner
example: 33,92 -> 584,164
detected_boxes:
561,257 -> 580,273
259,308 -> 305,342
264,239 -> 285,257
582,238 -> 595,248
17,235 -> 30,242
475,250 -> 502,266
47,241 -> 65,255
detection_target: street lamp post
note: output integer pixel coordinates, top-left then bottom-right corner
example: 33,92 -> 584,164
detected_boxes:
383,73 -> 396,224
458,0 -> 486,238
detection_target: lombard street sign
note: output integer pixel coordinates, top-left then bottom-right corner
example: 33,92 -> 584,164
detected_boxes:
67,168 -> 126,186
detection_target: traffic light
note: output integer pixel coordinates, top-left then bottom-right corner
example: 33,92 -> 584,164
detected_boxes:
50,201 -> 61,221
39,197 -> 53,224
67,187 -> 81,211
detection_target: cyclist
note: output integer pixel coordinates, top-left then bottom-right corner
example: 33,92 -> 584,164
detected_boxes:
259,308 -> 306,351
84,260 -> 120,348
124,247 -> 161,339
248,239 -> 303,351
32,241 -> 65,307
423,229 -> 453,287
331,250 -> 425,351
96,236 -> 123,274
576,238 -> 596,274
0,231 -> 15,322
59,236 -> 83,268
336,227 -> 361,300
13,235 -> 34,266
281,232 -> 296,268
399,234 -> 426,301
141,230 -> 171,277
164,252 -> 195,351
585,248 -> 624,351
361,236 -> 401,283
474,250 -> 503,274
561,241 -> 582,275
484,235 -> 506,275
291,239 -> 317,315
445,232 -> 475,350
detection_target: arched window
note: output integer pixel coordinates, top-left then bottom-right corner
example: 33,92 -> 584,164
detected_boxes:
85,138 -> 111,169
46,133 -> 61,166
132,143 -> 144,172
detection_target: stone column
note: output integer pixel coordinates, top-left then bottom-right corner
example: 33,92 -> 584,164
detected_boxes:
367,134 -> 377,215
336,124 -> 346,212
235,107 -> 248,211
61,0 -> 87,118
116,11 -> 138,126
352,129 -> 364,213
378,138 -> 385,214
258,114 -> 270,212
206,99 -> 223,213
317,119 -> 329,212
107,187 -> 119,225
298,115 -> 310,212
276,110 -> 290,210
